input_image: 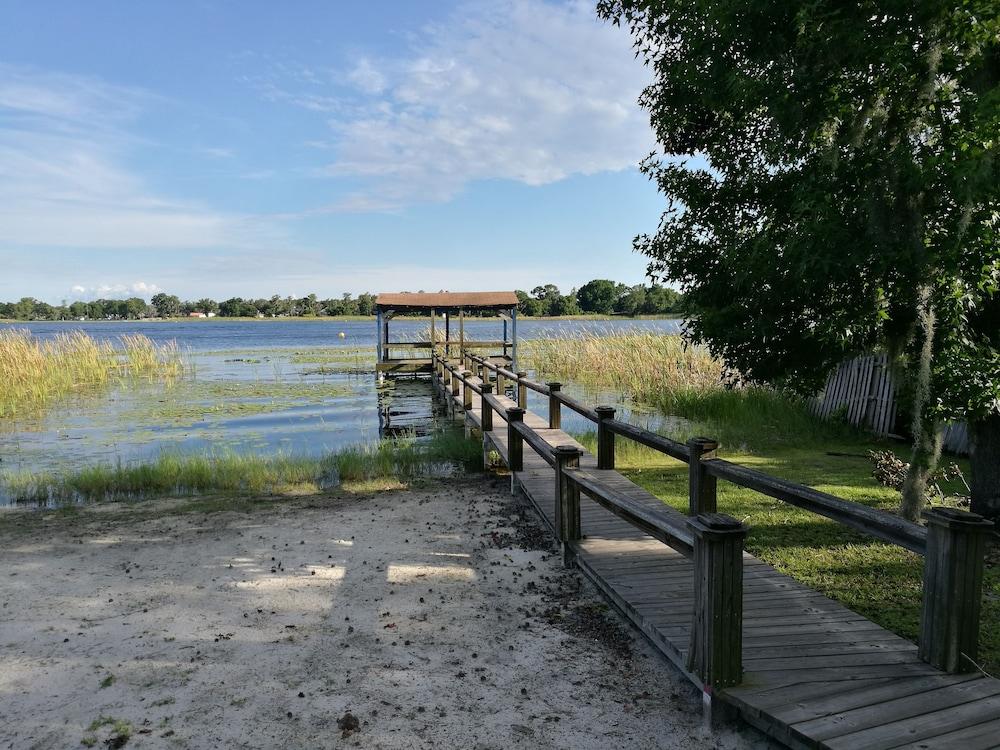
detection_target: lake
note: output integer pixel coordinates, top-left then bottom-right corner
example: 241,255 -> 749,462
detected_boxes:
0,318 -> 683,504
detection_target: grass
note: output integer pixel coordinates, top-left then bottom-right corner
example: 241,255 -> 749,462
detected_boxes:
574,432 -> 999,674
522,331 -> 855,449
1,429 -> 483,504
0,329 -> 183,418
82,716 -> 131,748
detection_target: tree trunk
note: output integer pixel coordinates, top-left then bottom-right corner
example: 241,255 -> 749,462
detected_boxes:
900,418 -> 942,521
899,284 -> 941,522
970,413 -> 1000,521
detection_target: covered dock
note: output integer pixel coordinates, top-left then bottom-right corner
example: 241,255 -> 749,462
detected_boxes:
374,291 -> 519,376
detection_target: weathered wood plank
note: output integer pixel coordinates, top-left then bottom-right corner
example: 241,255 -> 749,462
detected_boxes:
819,684 -> 1000,748
443,382 -> 997,749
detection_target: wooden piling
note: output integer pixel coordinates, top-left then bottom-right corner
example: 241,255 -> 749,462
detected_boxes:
507,407 -> 525,474
553,445 -> 582,567
462,371 -> 473,411
547,382 -> 562,429
919,508 -> 994,673
595,406 -> 616,470
687,513 -> 746,725
688,438 -> 719,515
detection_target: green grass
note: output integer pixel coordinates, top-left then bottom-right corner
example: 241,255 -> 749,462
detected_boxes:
522,331 -> 853,450
574,431 -> 999,674
1,430 -> 483,504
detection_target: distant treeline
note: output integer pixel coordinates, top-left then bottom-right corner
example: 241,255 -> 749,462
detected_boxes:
0,281 -> 682,321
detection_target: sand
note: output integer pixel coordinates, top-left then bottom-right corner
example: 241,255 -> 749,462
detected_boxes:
0,478 -> 774,749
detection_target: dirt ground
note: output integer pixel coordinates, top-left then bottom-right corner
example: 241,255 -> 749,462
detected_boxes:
0,478 -> 775,749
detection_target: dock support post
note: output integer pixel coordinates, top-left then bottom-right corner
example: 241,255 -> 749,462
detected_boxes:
506,407 -> 525,494
688,438 -> 719,515
497,369 -> 505,399
687,513 -> 747,728
547,383 -> 562,429
517,372 -> 528,410
382,312 -> 390,362
462,371 -> 473,411
919,508 -> 994,673
595,406 -> 616,470
480,383 -> 494,467
554,445 -> 582,567
511,308 -> 518,370
459,307 -> 465,363
376,309 -> 383,363
481,383 -> 494,432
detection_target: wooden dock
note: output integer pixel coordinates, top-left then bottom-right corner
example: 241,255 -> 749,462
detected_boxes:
430,352 -> 1000,749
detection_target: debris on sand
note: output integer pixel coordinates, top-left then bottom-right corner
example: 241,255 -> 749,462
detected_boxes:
337,711 -> 360,738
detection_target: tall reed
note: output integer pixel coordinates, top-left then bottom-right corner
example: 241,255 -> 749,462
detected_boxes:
522,331 -> 848,448
523,330 -> 722,397
0,329 -> 183,418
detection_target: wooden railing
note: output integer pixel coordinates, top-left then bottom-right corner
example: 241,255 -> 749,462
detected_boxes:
436,349 -> 996,680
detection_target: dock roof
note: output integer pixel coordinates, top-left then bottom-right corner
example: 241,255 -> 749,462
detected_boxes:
375,291 -> 518,311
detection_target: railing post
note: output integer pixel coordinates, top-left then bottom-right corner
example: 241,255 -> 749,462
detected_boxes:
496,369 -> 505,399
688,438 -> 719,515
480,383 -> 494,468
547,382 -> 562,429
687,512 -> 746,727
481,383 -> 493,433
919,508 -> 994,673
462,371 -> 473,411
516,371 -> 528,409
553,445 -> 582,567
506,407 -> 525,480
450,370 -> 460,398
595,406 -> 616,470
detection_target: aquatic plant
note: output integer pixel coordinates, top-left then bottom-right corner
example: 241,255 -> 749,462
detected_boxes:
522,331 -> 852,448
0,329 -> 183,418
1,429 -> 483,504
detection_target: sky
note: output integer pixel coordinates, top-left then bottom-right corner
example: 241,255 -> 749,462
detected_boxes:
0,0 -> 666,304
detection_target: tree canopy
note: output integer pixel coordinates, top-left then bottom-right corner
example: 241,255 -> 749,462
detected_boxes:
599,0 -> 1000,518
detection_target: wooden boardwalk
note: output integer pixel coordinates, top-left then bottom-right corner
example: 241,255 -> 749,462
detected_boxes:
438,369 -> 1000,750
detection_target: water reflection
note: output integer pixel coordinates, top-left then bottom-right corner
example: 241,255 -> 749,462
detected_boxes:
377,376 -> 448,439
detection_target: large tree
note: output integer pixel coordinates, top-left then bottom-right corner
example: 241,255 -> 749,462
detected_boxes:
577,279 -> 626,314
599,0 -> 1000,519
150,293 -> 182,318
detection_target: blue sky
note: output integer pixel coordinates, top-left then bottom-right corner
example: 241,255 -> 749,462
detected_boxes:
0,0 -> 665,303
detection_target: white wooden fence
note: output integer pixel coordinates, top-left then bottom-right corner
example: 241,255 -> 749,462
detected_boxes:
811,353 -> 970,455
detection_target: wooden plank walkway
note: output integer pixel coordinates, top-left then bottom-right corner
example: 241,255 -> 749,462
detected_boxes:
438,372 -> 1000,749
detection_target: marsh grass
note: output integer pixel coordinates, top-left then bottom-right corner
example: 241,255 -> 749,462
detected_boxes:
1,430 -> 482,504
0,329 -> 183,418
522,331 -> 852,448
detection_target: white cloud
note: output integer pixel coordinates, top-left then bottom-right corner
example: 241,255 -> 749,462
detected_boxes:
347,59 -> 386,95
0,64 -> 261,249
68,281 -> 162,301
271,0 -> 653,211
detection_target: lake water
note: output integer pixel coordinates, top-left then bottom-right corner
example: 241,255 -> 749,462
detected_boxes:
0,318 -> 683,504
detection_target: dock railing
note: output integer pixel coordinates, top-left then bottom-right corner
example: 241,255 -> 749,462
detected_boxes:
435,349 -> 995,684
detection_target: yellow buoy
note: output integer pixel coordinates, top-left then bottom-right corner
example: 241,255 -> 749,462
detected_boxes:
338,332 -> 346,338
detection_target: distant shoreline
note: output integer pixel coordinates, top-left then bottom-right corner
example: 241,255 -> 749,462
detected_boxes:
0,314 -> 683,324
